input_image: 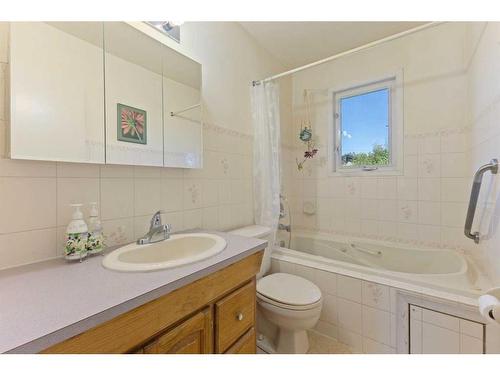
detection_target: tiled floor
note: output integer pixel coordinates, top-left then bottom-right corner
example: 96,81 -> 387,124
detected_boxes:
257,330 -> 352,354
307,331 -> 352,354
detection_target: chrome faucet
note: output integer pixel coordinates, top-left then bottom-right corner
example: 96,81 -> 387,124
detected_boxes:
136,210 -> 172,245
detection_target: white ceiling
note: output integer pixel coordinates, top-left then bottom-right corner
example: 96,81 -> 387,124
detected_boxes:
239,22 -> 427,69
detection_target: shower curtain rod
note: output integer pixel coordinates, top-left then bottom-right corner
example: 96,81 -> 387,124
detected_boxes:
251,22 -> 444,86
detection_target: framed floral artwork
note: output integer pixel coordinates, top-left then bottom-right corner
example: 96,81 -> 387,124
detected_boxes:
117,103 -> 147,144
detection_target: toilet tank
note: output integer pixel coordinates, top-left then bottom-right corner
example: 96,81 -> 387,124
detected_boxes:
228,225 -> 273,279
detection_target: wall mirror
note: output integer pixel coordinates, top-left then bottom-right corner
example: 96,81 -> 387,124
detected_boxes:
9,22 -> 202,168
9,22 -> 105,163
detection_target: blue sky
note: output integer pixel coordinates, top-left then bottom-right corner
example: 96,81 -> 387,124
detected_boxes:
340,88 -> 389,155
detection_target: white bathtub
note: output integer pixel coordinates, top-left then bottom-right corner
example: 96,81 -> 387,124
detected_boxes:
274,230 -> 483,299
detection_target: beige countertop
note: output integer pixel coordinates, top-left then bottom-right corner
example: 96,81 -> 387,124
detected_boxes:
0,230 -> 266,353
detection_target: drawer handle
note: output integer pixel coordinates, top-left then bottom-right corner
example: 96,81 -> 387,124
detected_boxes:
236,312 -> 244,321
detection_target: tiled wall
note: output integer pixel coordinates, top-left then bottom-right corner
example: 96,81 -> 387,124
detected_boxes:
0,22 -> 286,269
467,22 -> 500,284
280,23 -> 494,279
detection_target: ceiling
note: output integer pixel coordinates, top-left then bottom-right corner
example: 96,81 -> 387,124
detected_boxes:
239,22 -> 428,69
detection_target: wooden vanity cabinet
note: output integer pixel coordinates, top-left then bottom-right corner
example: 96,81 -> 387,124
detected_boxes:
42,251 -> 262,354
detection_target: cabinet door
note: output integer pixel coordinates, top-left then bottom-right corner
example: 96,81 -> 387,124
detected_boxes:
144,308 -> 212,354
10,22 -> 105,163
104,22 -> 164,167
409,305 -> 484,354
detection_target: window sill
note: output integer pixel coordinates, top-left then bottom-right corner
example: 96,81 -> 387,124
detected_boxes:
329,168 -> 403,177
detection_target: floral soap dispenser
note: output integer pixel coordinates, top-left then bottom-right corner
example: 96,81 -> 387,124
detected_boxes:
64,204 -> 89,261
87,202 -> 105,255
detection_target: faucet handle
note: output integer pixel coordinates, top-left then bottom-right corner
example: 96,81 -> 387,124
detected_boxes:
150,210 -> 164,228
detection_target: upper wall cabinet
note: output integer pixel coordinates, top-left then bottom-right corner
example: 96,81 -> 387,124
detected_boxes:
104,22 -> 164,167
9,22 -> 105,163
162,35 -> 202,168
9,22 -> 203,168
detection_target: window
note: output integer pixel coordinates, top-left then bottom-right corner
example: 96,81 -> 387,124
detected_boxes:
332,74 -> 402,175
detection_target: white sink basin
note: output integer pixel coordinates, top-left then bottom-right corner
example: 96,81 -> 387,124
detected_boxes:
102,233 -> 227,272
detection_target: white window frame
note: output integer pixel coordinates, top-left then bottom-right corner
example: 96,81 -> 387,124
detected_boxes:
329,71 -> 403,176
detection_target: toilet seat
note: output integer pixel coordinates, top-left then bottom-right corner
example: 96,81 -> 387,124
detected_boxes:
257,273 -> 322,310
257,292 -> 322,311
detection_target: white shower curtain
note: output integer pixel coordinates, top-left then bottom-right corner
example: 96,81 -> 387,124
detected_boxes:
251,81 -> 281,240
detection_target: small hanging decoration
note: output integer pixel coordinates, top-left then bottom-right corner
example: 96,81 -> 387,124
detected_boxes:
296,90 -> 319,171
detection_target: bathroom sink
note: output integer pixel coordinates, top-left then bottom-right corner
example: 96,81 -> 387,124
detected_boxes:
102,233 -> 227,272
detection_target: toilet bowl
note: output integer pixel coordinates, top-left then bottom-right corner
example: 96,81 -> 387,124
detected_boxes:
229,225 -> 323,354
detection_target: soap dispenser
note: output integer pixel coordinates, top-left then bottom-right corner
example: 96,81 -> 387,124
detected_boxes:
87,202 -> 105,255
64,204 -> 89,261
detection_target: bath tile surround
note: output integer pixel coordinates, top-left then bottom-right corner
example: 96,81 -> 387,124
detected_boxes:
271,258 -> 500,354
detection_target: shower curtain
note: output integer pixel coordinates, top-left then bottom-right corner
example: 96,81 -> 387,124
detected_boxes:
250,81 -> 281,242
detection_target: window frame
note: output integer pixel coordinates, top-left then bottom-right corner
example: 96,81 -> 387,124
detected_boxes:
329,71 -> 403,176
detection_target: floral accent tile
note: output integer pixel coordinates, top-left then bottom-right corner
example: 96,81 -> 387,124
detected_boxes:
220,158 -> 230,175
187,183 -> 200,205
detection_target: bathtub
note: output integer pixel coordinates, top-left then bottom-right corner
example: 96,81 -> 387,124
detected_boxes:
274,230 -> 484,300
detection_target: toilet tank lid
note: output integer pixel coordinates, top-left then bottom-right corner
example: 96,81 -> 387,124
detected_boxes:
228,225 -> 272,238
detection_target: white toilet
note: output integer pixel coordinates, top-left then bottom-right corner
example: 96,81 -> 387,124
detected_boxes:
229,225 -> 322,354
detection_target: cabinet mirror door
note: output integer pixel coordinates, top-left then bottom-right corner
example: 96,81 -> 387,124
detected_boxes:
9,22 -> 105,163
104,22 -> 164,167
162,42 -> 202,168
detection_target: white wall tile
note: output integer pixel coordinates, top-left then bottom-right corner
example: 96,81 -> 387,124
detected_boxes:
337,298 -> 362,334
134,178 -> 162,216
397,177 -> 418,200
183,180 -> 203,210
418,178 -> 441,201
161,179 -> 184,212
314,269 -> 337,295
101,217 -> 134,246
100,178 -> 134,220
377,177 -> 397,200
441,153 -> 468,178
441,178 -> 469,203
320,294 -> 338,325
418,154 -> 441,178
441,202 -> 467,227
362,281 -> 390,311
418,201 -> 441,225
0,177 -> 57,233
0,228 -> 57,269
362,306 -> 392,345
337,275 -> 362,302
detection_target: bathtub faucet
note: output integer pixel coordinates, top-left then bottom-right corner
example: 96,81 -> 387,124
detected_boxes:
278,223 -> 291,232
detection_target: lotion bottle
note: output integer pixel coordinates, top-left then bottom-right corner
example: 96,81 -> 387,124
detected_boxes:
65,204 -> 88,261
87,202 -> 105,255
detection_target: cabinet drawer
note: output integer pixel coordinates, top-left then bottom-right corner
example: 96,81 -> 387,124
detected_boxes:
224,328 -> 256,354
215,280 -> 255,353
